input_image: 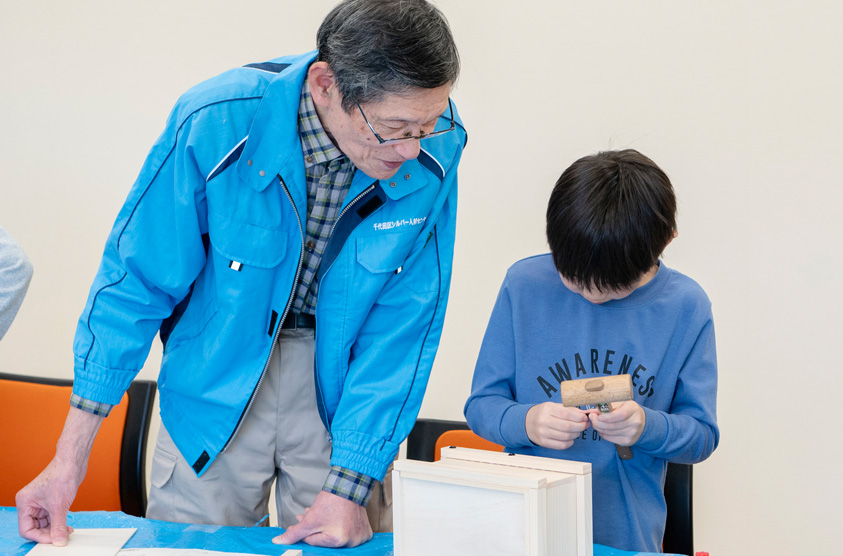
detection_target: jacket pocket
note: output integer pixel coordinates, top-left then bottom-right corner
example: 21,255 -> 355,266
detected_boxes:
208,210 -> 288,268
355,231 -> 415,274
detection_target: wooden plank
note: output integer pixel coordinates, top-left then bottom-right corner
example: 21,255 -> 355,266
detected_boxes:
439,447 -> 592,475
394,458 -> 551,490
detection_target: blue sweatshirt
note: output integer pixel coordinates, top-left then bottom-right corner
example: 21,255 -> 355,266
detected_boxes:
464,254 -> 719,553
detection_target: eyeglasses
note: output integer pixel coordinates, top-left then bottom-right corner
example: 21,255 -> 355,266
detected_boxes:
357,98 -> 455,144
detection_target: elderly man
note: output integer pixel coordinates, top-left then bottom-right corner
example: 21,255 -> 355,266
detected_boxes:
16,0 -> 465,548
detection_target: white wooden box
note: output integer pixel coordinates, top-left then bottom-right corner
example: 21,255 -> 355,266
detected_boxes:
392,447 -> 593,556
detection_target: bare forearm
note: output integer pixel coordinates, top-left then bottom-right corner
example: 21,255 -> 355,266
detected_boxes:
16,406 -> 104,544
55,406 -> 104,471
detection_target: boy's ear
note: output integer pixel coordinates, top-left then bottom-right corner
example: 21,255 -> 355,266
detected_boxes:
667,229 -> 679,246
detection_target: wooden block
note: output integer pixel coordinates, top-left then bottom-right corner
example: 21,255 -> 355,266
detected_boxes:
393,448 -> 592,556
280,551 -> 303,556
559,374 -> 632,407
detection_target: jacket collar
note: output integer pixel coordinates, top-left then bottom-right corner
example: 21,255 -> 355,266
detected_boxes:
237,52 -> 316,193
235,51 -> 448,202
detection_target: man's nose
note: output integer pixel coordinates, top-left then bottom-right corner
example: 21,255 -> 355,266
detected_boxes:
392,138 -> 421,160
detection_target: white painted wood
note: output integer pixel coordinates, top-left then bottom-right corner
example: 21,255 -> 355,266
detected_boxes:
546,473 -> 582,556
394,449 -> 593,556
579,472 -> 594,556
397,474 -> 529,555
28,529 -> 136,556
441,448 -> 594,556
439,446 -> 591,475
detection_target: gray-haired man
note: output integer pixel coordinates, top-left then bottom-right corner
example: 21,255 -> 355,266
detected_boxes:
16,0 -> 465,548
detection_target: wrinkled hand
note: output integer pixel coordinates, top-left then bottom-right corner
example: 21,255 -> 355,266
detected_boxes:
16,406 -> 101,546
16,457 -> 83,546
272,490 -> 373,548
525,402 -> 589,450
588,400 -> 646,446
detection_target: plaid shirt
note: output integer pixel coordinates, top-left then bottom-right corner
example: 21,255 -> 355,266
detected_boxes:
72,79 -> 377,506
292,79 -> 355,314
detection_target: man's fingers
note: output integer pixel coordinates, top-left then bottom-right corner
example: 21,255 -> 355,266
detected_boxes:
272,522 -> 312,546
17,506 -> 52,544
50,516 -> 71,547
18,520 -> 52,544
301,531 -> 343,548
302,529 -> 370,548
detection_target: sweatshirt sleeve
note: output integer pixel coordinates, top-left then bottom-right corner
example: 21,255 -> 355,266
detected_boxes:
634,314 -> 720,463
464,274 -> 534,448
0,225 -> 34,339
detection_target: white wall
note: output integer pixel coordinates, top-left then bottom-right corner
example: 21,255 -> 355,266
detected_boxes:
2,1 -> 842,554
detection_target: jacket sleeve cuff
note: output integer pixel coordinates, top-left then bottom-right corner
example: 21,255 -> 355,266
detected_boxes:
73,356 -> 136,405
330,429 -> 399,480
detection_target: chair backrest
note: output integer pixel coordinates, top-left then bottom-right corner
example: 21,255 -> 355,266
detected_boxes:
406,418 -> 471,462
663,462 -> 694,556
0,372 -> 156,517
407,418 -> 694,555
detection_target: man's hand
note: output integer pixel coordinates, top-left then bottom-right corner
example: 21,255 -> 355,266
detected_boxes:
272,490 -> 373,548
16,458 -> 82,545
588,400 -> 646,446
525,402 -> 590,450
16,407 -> 102,545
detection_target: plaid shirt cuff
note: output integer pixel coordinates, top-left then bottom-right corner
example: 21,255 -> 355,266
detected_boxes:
70,393 -> 113,417
322,466 -> 377,506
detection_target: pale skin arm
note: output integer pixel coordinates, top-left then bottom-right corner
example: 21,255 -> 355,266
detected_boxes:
271,490 -> 373,548
16,406 -> 103,546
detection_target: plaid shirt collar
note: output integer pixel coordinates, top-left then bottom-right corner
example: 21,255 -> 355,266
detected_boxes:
298,79 -> 345,168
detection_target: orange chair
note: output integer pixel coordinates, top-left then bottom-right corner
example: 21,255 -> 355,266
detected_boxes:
0,372 -> 156,516
433,429 -> 503,461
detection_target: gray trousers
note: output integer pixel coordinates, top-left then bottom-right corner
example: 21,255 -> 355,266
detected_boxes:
146,328 -> 332,528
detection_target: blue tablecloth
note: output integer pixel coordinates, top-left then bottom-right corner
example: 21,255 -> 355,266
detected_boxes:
0,507 -> 656,555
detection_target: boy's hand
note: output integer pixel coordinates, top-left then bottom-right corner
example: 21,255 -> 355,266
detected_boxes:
588,400 -> 646,446
525,402 -> 589,450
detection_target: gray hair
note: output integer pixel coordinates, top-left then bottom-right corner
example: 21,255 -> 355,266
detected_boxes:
317,0 -> 460,112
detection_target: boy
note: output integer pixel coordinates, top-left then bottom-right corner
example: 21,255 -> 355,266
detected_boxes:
464,149 -> 719,553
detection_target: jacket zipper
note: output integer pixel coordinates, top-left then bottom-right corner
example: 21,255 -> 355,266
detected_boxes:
221,176 -> 304,453
313,182 -> 377,429
328,183 -> 376,238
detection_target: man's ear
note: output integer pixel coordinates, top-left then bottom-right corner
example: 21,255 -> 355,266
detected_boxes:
308,61 -> 335,107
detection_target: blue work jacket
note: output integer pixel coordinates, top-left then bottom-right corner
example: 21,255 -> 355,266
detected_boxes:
72,52 -> 467,480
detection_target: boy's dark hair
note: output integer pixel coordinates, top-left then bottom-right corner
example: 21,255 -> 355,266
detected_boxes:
546,149 -> 677,292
